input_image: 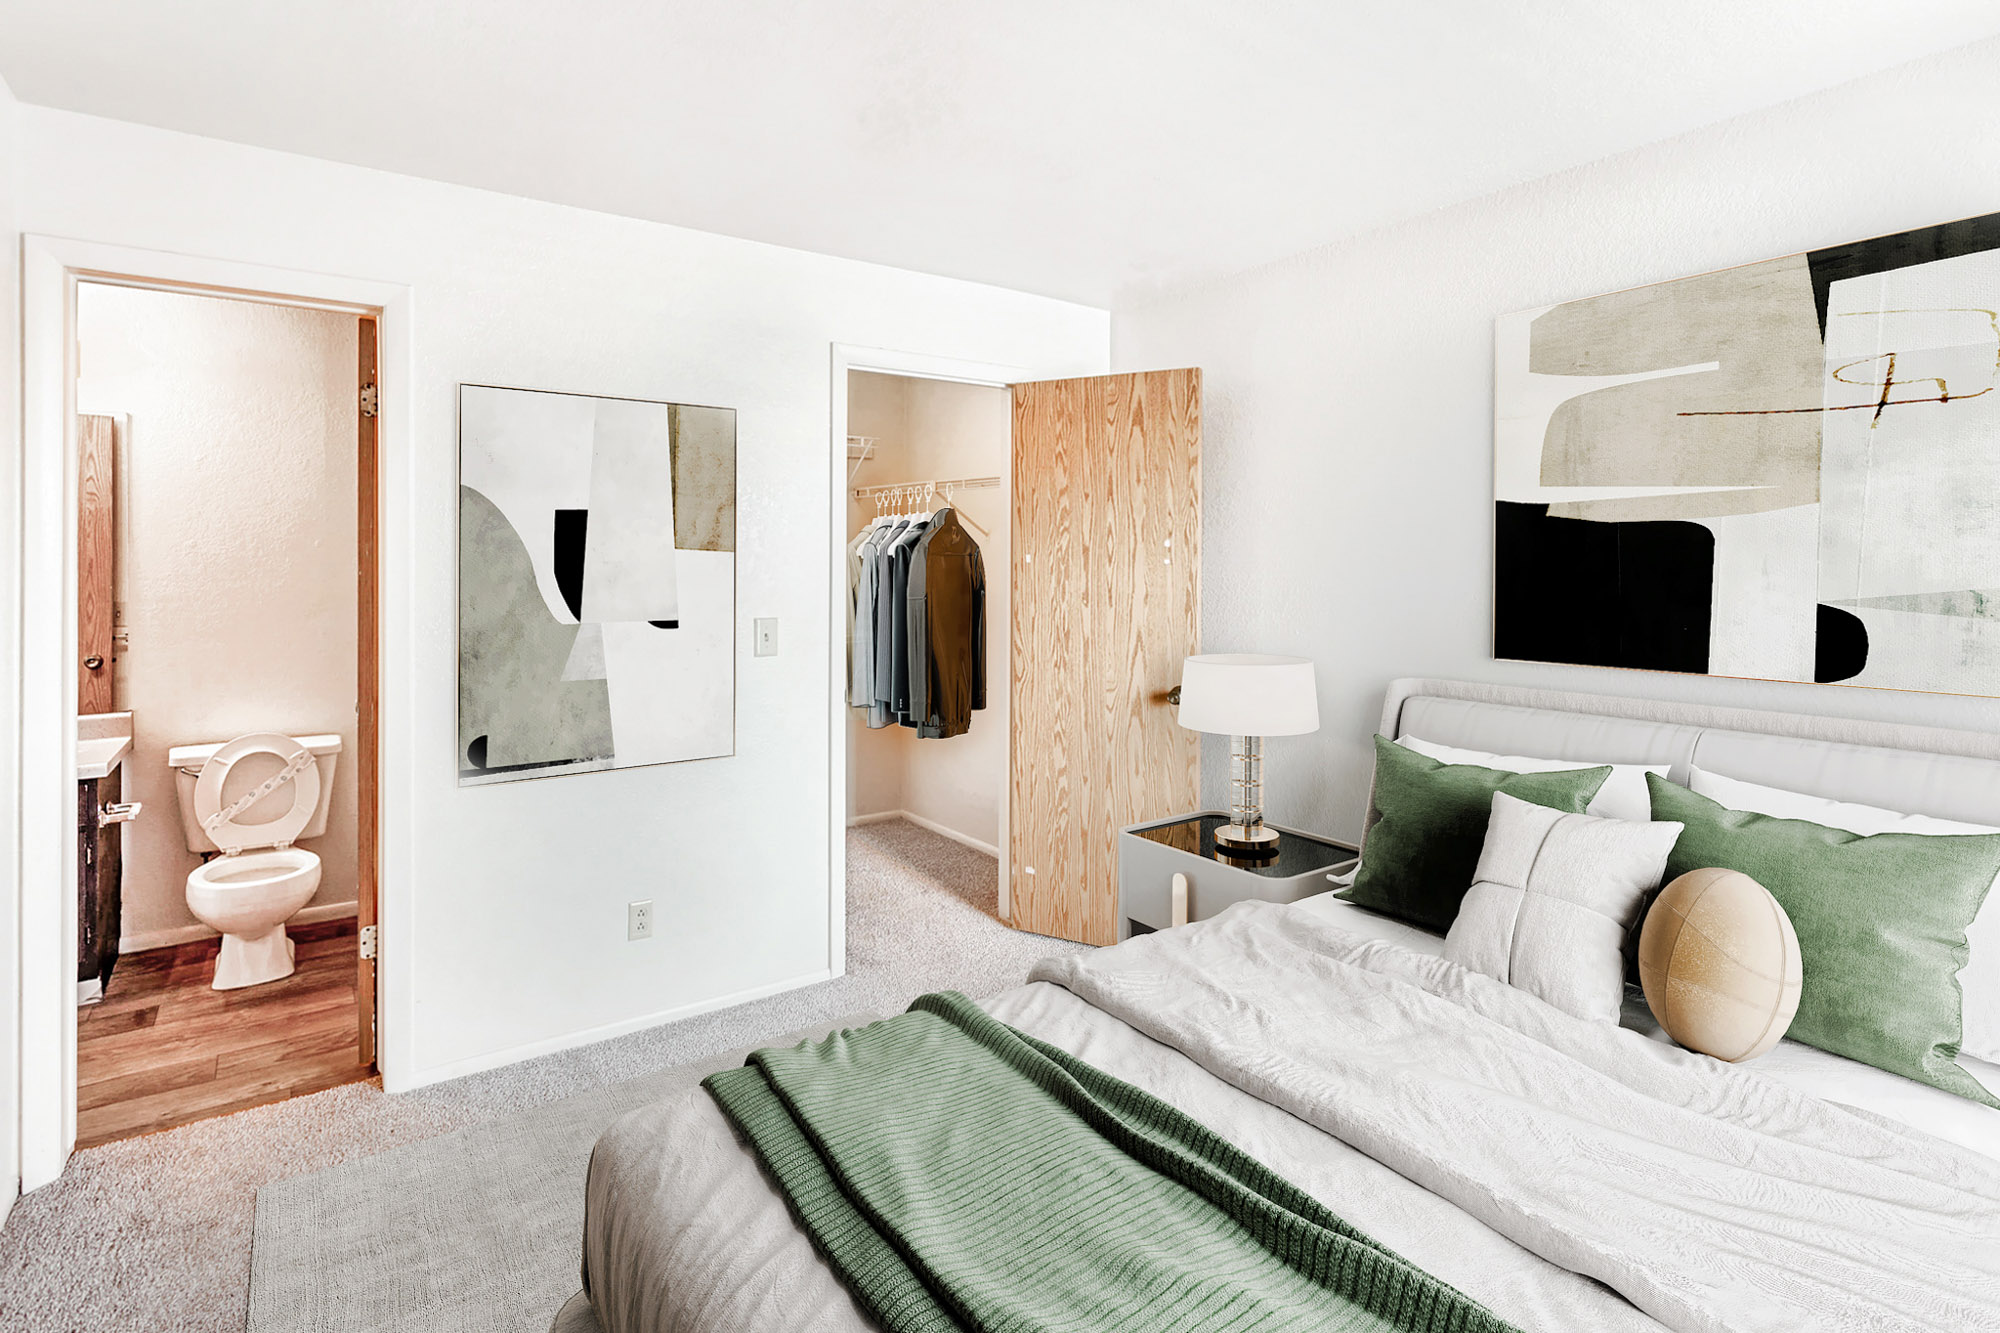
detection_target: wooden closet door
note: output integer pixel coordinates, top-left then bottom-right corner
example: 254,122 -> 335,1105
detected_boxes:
1011,370 -> 1200,945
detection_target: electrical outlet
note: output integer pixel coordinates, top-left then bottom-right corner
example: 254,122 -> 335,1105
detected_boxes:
627,900 -> 654,941
754,617 -> 778,657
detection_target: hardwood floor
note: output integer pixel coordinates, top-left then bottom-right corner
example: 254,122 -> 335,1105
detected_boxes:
76,917 -> 376,1149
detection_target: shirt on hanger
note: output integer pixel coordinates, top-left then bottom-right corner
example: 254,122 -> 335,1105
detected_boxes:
845,524 -> 877,706
848,522 -> 883,708
887,518 -> 931,723
871,519 -> 911,712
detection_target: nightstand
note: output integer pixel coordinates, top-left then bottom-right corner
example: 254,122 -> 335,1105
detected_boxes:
1117,811 -> 1358,940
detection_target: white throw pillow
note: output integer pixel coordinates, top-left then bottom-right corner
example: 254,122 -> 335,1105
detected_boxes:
1395,734 -> 1668,824
1687,767 -> 2000,1074
1444,792 -> 1684,1023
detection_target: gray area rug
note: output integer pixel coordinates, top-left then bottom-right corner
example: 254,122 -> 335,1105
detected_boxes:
249,1015 -> 871,1333
0,821 -> 1086,1333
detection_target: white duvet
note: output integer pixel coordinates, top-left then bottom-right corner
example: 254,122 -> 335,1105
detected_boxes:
580,898 -> 2000,1333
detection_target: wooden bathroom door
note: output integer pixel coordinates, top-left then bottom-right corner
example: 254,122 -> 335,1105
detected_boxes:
77,414 -> 117,714
1009,369 -> 1201,946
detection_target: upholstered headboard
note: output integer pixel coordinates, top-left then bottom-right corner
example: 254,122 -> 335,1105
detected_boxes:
1378,677 -> 2000,827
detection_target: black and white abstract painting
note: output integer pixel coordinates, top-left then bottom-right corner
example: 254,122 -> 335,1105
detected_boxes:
458,385 -> 735,783
1494,211 -> 2000,696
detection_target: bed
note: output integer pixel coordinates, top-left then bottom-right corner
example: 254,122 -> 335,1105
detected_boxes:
558,678 -> 2000,1333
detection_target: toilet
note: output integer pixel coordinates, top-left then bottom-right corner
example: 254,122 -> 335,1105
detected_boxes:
169,732 -> 342,990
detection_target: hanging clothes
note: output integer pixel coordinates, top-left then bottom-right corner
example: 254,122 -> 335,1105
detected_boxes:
846,501 -> 984,739
870,518 -> 911,722
906,507 -> 986,739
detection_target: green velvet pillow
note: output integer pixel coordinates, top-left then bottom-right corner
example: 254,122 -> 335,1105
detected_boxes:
1340,736 -> 1611,932
1647,773 -> 2000,1106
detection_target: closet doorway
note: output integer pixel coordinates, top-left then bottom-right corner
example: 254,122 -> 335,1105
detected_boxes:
834,356 -> 1201,950
844,371 -> 1012,890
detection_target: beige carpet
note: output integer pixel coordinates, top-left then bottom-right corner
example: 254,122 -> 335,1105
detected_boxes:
0,821 -> 1086,1333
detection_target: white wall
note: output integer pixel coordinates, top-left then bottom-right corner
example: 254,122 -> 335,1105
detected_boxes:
75,283 -> 359,948
1112,39 -> 2000,845
844,372 -> 1010,853
12,107 -> 1106,1087
0,70 -> 23,1221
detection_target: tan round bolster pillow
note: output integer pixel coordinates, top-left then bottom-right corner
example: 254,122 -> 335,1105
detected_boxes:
1637,867 -> 1802,1063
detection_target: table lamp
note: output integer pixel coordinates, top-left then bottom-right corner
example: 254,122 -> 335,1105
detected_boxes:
1175,654 -> 1319,853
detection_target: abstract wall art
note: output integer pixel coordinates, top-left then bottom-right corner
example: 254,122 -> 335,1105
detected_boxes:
458,385 -> 736,783
1494,211 -> 2000,696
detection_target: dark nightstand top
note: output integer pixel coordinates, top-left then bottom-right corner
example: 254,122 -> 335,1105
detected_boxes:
1127,814 -> 1357,879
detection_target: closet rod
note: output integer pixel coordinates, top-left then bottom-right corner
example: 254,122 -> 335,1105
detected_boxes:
850,474 -> 1001,499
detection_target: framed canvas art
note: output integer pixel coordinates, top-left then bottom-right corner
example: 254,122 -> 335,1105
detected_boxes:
1494,211 -> 2000,696
457,385 -> 736,783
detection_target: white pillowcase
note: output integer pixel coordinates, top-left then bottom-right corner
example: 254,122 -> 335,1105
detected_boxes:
1395,734 -> 1668,824
1688,767 -> 2000,1071
1443,792 -> 1683,1023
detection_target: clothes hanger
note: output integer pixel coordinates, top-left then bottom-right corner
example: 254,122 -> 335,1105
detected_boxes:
941,481 -> 988,538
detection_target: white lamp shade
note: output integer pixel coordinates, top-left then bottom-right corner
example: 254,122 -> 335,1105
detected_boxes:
1176,654 -> 1319,736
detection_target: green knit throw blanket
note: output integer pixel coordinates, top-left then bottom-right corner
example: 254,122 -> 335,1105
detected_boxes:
704,991 -> 1519,1333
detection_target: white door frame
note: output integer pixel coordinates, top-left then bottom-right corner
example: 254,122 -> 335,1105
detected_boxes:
826,345 -> 1022,974
16,236 -> 411,1191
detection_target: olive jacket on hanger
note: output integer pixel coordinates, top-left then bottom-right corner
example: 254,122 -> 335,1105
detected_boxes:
906,507 -> 987,739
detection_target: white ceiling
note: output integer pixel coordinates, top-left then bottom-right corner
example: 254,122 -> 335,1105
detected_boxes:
6,2 -> 2000,307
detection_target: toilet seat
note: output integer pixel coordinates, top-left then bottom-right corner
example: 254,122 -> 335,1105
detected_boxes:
187,847 -> 321,892
193,732 -> 321,854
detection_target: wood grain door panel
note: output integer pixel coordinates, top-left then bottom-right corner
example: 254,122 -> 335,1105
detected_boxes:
1010,370 -> 1200,946
78,414 -> 117,715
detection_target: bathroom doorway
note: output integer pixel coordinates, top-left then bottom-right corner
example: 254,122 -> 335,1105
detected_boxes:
67,279 -> 382,1147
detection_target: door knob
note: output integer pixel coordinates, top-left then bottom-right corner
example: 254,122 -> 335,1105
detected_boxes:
84,655 -> 104,670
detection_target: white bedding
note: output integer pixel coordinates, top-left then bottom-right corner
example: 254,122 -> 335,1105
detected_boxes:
1042,898 -> 2000,1331
583,981 -> 1665,1333
1312,895 -> 2000,1161
579,896 -> 2000,1333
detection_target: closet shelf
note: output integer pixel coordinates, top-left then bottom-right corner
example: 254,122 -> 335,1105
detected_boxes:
850,475 -> 1001,500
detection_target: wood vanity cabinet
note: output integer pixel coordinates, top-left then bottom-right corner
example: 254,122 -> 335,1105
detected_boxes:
78,765 -> 124,991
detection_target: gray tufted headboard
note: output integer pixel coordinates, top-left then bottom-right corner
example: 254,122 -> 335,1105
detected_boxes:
1376,677 -> 2000,828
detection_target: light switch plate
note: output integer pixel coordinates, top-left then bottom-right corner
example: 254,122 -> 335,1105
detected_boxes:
754,617 -> 778,656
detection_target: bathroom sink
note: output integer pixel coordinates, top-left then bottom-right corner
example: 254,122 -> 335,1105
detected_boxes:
77,711 -> 133,779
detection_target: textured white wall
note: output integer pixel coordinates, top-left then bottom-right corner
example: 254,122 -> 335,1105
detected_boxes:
843,372 -> 1010,851
1113,40 -> 2000,846
75,283 -> 359,947
13,106 -> 1107,1086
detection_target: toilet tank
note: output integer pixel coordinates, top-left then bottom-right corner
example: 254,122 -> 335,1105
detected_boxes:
168,733 -> 343,854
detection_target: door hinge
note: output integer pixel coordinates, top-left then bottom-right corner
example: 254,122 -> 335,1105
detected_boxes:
358,923 -> 379,959
359,383 -> 380,418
